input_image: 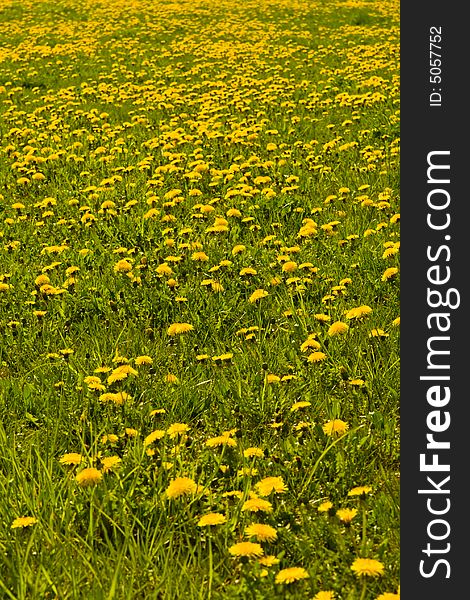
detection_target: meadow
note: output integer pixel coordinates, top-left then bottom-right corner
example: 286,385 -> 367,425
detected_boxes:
0,0 -> 400,598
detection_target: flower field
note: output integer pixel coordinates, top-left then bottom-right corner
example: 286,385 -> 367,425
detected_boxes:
0,0 -> 400,598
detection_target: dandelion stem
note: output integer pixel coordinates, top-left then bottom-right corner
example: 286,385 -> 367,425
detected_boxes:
208,535 -> 213,599
359,579 -> 367,600
361,499 -> 368,555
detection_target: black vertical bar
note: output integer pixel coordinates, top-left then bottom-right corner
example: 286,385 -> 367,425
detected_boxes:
401,2 -> 468,597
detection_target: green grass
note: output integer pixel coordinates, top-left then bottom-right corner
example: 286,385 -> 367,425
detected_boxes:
0,0 -> 400,598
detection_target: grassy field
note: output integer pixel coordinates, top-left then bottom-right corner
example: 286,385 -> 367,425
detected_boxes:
0,0 -> 400,598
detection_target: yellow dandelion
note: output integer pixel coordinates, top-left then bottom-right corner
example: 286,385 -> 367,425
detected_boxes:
300,338 -> 321,352
156,263 -> 173,276
59,452 -> 83,466
336,508 -> 358,523
307,351 -> 327,363
376,593 -> 399,600
381,267 -> 399,282
143,429 -> 166,446
370,328 -> 389,338
232,244 -> 246,255
351,558 -> 385,577
259,555 -> 280,567
255,476 -> 286,496
107,364 -> 138,384
348,486 -> 373,497
101,456 -> 122,473
167,322 -> 194,335
191,251 -> 209,261
322,419 -> 349,436
244,447 -> 264,458
249,289 -> 268,303
124,428 -> 139,438
167,423 -> 189,438
345,305 -> 373,319
328,321 -> 349,336
242,498 -> 273,513
76,467 -> 102,487
229,542 -> 264,558
113,259 -> 133,273
135,355 -> 153,365
291,401 -> 311,412
11,516 -> 38,529
245,523 -> 277,542
275,567 -> 309,584
205,435 -> 237,448
313,592 -> 335,600
165,477 -> 198,499
197,513 -> 227,527
282,261 -> 297,273
317,501 -> 333,513
314,313 -> 331,322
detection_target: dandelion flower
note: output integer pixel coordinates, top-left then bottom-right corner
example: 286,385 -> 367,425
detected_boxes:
191,251 -> 209,261
165,373 -> 179,384
314,592 -> 335,600
307,351 -> 327,363
245,523 -> 277,542
300,339 -> 321,352
376,593 -> 399,600
167,423 -> 189,438
11,516 -> 38,529
282,261 -> 297,273
76,467 -> 102,487
345,305 -> 372,319
322,419 -> 349,436
317,501 -> 333,513
167,322 -> 194,335
244,447 -> 264,458
165,477 -> 198,499
351,558 -> 385,577
336,508 -> 358,523
255,476 -> 287,496
259,555 -> 280,567
205,435 -> 237,448
381,267 -> 399,282
275,567 -> 309,584
348,486 -> 373,497
197,513 -> 227,527
291,401 -> 311,411
328,321 -> 349,336
249,289 -> 268,303
59,452 -> 83,466
101,456 -> 122,473
144,429 -> 166,446
232,244 -> 246,255
242,498 -> 273,513
370,328 -> 389,338
113,259 -> 133,273
107,364 -> 138,384
229,541 -> 264,558
135,355 -> 153,365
